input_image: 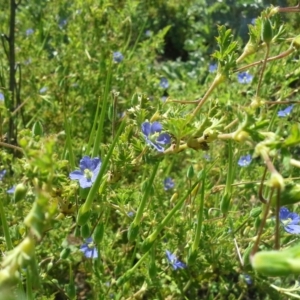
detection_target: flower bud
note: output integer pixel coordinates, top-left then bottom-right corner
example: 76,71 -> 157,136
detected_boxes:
187,165 -> 194,179
32,121 -> 43,137
13,183 -> 27,203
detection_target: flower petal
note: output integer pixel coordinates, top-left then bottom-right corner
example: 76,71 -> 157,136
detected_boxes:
141,122 -> 151,136
151,142 -> 165,152
279,207 -> 290,220
157,133 -> 171,145
79,177 -> 92,189
91,162 -> 101,182
151,122 -> 162,134
79,156 -> 100,171
69,170 -> 84,180
285,224 -> 300,234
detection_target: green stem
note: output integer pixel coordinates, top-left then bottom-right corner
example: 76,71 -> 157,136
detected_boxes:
142,180 -> 200,251
0,197 -> 13,250
189,72 -> 225,122
77,117 -> 127,225
256,43 -> 270,97
92,60 -> 113,157
191,170 -> 206,252
26,267 -> 33,300
133,161 -> 160,226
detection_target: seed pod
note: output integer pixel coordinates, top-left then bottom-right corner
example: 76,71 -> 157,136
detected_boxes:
93,222 -> 104,243
261,17 -> 273,44
77,210 -> 91,226
148,260 -> 157,278
250,207 -> 262,218
220,193 -> 231,215
127,223 -> 139,242
252,247 -> 300,276
80,223 -> 90,239
60,247 -> 71,259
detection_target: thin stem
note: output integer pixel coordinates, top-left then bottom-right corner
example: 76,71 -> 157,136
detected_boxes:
258,167 -> 268,204
250,188 -> 274,261
189,73 -> 225,121
256,43 -> 270,97
191,170 -> 206,252
275,188 -> 281,250
235,48 -> 294,74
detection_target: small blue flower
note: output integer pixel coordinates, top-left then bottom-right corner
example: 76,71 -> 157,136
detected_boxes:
209,63 -> 217,73
203,154 -> 211,161
7,186 -> 16,194
80,237 -> 98,258
238,154 -> 252,167
113,51 -> 124,63
141,121 -> 171,152
279,207 -> 300,234
160,78 -> 169,89
127,211 -> 134,217
166,250 -> 186,270
69,156 -> 101,188
59,19 -> 67,29
161,96 -> 167,102
24,58 -> 32,65
243,274 -> 252,285
145,30 -> 152,37
164,177 -> 175,191
0,170 -> 6,180
40,87 -> 48,94
26,29 -> 34,36
237,72 -> 253,84
278,105 -> 293,117
0,93 -> 4,102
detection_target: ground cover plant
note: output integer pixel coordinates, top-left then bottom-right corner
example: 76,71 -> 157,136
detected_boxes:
1,0 -> 300,299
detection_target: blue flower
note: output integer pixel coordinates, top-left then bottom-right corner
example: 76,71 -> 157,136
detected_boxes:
113,52 -> 124,63
161,96 -> 167,102
141,121 -> 171,152
242,274 -> 252,285
279,207 -> 300,234
209,63 -> 217,73
7,186 -> 16,194
127,211 -> 134,217
166,250 -> 186,270
203,153 -> 211,161
40,87 -> 48,94
238,154 -> 252,167
160,78 -> 169,89
80,237 -> 98,258
26,29 -> 34,36
164,177 -> 175,191
0,93 -> 4,102
69,156 -> 101,188
59,19 -> 67,29
278,105 -> 293,117
237,72 -> 253,84
145,30 -> 152,37
0,170 -> 6,180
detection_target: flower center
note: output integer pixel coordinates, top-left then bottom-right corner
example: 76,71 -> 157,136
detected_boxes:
282,218 -> 292,226
84,169 -> 93,180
